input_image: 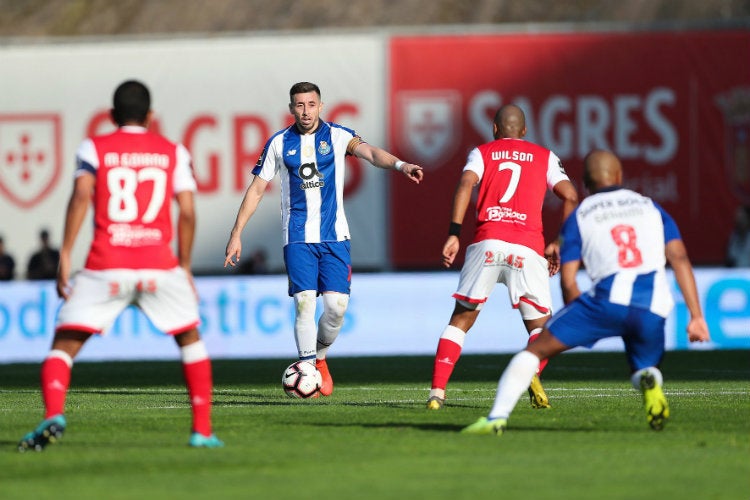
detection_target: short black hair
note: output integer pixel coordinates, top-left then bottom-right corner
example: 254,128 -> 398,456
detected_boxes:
289,82 -> 321,103
112,80 -> 151,126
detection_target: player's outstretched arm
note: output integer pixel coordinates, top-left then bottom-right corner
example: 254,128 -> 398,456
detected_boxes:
57,173 -> 94,300
224,176 -> 269,268
666,239 -> 710,342
352,143 -> 423,183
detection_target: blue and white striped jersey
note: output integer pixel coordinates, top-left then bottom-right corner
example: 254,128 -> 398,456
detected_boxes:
560,186 -> 681,317
253,121 -> 359,245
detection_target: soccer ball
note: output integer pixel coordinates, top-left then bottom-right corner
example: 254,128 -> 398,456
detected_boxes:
282,361 -> 322,399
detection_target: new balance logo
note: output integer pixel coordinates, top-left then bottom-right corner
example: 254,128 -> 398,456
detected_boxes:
437,357 -> 454,366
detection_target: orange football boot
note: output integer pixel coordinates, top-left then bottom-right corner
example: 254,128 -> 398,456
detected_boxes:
316,358 -> 334,396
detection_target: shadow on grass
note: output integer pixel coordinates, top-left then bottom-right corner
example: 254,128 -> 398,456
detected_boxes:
2,350 -> 748,389
279,420 -> 606,434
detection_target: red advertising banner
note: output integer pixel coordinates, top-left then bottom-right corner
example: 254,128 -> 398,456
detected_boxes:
388,31 -> 750,268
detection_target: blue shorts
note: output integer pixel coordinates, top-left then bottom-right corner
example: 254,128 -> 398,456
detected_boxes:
546,293 -> 666,371
284,241 -> 352,296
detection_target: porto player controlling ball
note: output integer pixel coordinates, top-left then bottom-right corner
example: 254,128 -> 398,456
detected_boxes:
225,82 -> 423,397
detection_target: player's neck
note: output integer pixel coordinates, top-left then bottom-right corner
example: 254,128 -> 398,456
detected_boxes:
296,120 -> 321,135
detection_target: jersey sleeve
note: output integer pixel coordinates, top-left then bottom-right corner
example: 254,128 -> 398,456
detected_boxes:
463,147 -> 484,180
653,201 -> 682,243
546,151 -> 570,190
559,209 -> 583,264
346,136 -> 365,155
75,138 -> 98,178
173,143 -> 197,194
252,135 -> 281,181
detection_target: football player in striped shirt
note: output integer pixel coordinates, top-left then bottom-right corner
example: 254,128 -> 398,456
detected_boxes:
463,149 -> 710,436
225,82 -> 423,396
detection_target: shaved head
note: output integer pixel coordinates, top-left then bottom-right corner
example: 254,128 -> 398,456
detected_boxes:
493,105 -> 526,139
583,150 -> 623,192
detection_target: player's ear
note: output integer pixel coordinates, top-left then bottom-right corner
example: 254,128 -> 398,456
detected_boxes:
614,169 -> 623,185
520,126 -> 527,138
109,108 -> 119,126
288,102 -> 294,115
144,110 -> 154,128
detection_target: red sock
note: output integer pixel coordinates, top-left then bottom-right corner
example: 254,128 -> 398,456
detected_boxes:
431,338 -> 463,390
527,333 -> 549,375
182,358 -> 213,436
41,354 -> 71,418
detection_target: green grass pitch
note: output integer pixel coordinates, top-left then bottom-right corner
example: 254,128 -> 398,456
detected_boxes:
2,350 -> 748,499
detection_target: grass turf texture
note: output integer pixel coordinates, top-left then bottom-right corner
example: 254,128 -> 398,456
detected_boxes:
2,350 -> 748,499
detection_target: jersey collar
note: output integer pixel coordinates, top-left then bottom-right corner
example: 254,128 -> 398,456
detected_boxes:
120,125 -> 148,133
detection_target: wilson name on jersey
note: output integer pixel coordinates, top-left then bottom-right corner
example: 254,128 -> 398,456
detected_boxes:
465,138 -> 569,256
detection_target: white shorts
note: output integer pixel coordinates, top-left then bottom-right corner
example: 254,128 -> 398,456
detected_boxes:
453,240 -> 552,320
56,267 -> 200,335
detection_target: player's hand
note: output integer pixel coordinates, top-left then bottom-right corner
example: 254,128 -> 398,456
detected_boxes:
401,163 -> 424,184
687,316 -> 710,343
224,235 -> 242,268
442,236 -> 460,268
56,254 -> 72,300
544,242 -> 561,276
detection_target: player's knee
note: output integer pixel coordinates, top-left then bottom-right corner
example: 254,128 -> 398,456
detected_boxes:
293,291 -> 317,329
322,293 -> 349,326
294,290 -> 317,316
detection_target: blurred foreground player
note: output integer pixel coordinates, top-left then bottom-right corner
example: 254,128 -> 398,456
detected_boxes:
427,105 -> 578,410
18,80 -> 222,451
462,150 -> 710,436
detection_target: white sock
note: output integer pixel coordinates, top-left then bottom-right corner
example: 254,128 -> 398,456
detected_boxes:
293,291 -> 317,359
488,350 -> 540,420
630,367 -> 664,390
316,293 -> 349,359
180,340 -> 208,363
